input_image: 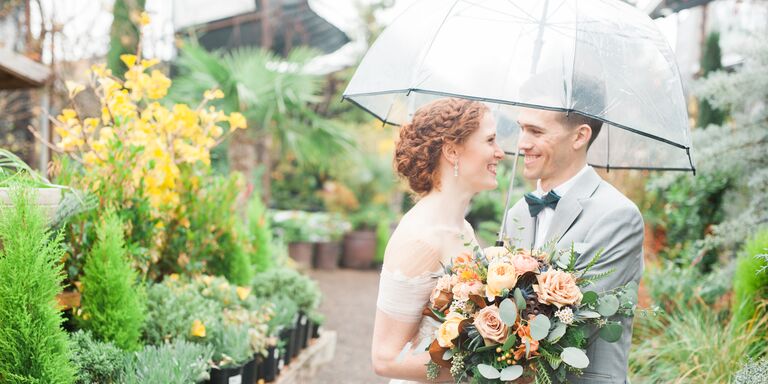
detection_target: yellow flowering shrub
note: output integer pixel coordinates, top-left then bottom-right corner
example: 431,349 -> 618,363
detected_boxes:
54,53 -> 246,217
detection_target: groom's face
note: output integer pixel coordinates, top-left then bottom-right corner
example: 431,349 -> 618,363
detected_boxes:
516,108 -> 578,182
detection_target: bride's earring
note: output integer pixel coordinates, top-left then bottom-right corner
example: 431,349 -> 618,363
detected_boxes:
454,160 -> 459,177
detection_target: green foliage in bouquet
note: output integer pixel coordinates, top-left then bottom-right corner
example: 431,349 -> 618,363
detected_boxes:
143,278 -> 222,345
79,210 -> 146,351
732,229 -> 768,331
0,188 -> 76,383
252,267 -> 321,313
69,330 -> 128,384
122,339 -> 213,384
247,192 -> 274,273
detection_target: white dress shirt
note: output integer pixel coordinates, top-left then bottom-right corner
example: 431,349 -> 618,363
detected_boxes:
532,165 -> 591,248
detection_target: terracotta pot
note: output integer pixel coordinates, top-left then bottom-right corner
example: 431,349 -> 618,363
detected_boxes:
314,241 -> 341,270
288,242 -> 314,269
342,230 -> 376,269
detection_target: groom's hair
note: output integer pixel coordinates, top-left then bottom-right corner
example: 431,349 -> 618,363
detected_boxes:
519,70 -> 606,149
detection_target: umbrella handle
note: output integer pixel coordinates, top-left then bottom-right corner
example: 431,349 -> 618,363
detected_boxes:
497,150 -> 522,246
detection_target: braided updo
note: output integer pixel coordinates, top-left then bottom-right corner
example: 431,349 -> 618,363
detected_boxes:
394,98 -> 489,195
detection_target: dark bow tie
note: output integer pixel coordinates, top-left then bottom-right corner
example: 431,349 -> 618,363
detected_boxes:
524,191 -> 561,217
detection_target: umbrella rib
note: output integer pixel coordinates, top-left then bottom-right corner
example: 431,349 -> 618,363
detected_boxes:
502,151 -> 694,172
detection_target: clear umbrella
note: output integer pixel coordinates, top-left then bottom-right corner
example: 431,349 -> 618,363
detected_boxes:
342,0 -> 695,243
343,0 -> 694,172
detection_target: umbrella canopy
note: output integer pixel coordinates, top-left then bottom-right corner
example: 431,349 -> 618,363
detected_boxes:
343,0 -> 694,172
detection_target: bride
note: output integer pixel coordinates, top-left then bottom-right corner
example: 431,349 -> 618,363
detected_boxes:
372,98 -> 504,383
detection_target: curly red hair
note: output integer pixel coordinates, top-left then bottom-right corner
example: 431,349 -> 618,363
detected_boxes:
394,98 -> 489,195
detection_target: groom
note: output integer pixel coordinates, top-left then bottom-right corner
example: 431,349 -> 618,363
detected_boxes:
503,91 -> 644,382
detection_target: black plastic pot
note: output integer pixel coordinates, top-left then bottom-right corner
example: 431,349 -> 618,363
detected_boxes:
279,327 -> 296,366
297,312 -> 309,350
259,346 -> 279,382
241,356 -> 258,384
208,365 -> 243,384
311,321 -> 321,339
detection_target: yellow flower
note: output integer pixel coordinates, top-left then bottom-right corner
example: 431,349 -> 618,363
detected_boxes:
485,262 -> 518,299
204,89 -> 225,100
58,108 -> 78,123
120,54 -> 137,68
90,64 -> 110,77
190,319 -> 206,337
436,312 -> 465,348
169,273 -> 179,281
228,112 -> 247,131
83,152 -> 100,165
138,11 -> 151,26
141,58 -> 159,70
145,70 -> 171,99
65,81 -> 85,98
83,118 -> 99,134
236,286 -> 251,301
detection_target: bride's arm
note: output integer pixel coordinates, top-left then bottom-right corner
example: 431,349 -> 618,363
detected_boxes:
371,237 -> 454,382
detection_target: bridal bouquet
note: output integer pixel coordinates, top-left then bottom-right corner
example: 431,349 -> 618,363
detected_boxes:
418,243 -> 637,383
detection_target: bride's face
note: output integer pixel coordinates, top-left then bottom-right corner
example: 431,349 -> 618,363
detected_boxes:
458,113 -> 505,192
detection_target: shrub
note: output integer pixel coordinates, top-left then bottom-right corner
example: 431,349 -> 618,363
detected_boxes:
732,229 -> 768,330
252,268 -> 321,313
630,303 -> 767,383
209,322 -> 252,368
122,339 -> 213,384
645,261 -> 733,314
69,330 -> 127,384
247,192 -> 273,273
79,210 -> 146,351
143,278 -> 221,345
0,188 -> 76,383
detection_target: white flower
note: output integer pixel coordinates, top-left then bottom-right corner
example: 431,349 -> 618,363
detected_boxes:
554,307 -> 574,325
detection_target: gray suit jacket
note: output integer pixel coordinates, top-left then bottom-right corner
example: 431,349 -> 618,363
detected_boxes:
504,167 -> 643,384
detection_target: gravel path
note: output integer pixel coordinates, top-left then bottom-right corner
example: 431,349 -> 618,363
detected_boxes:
309,269 -> 389,384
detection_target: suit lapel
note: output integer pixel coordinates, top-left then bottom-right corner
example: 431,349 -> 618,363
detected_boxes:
508,203 -> 536,249
544,167 -> 602,245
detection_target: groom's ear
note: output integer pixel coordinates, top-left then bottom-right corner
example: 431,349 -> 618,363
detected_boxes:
572,124 -> 592,151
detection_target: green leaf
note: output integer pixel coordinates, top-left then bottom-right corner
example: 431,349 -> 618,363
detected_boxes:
499,299 -> 518,326
581,291 -> 598,306
598,323 -> 623,342
575,310 -> 601,319
477,364 -> 501,379
547,322 -> 567,343
530,314 -> 551,341
514,288 -> 527,310
561,347 -> 589,369
597,295 -> 620,317
443,349 -> 454,360
500,365 -> 524,381
502,331 -> 517,351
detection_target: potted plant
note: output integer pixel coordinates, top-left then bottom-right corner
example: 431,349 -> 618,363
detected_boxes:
308,311 -> 325,340
342,205 -> 384,269
314,213 -> 351,270
122,339 -> 212,384
272,210 -> 314,269
0,149 -> 68,222
208,322 -> 252,384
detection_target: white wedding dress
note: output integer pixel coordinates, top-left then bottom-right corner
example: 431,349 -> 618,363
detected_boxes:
376,225 -> 478,384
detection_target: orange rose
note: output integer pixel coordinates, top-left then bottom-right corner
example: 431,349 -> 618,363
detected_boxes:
533,270 -> 582,308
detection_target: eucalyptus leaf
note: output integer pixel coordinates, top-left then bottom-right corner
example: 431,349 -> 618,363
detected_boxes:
547,322 -> 567,343
575,310 -> 601,319
500,365 -> 524,381
599,323 -> 623,342
502,332 -> 517,351
530,314 -> 551,341
477,364 -> 501,379
514,288 -> 526,310
443,349 -> 454,360
597,295 -> 620,317
499,299 -> 518,326
561,347 -> 589,369
581,291 -> 598,306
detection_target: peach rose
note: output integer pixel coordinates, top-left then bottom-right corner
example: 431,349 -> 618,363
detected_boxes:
436,312 -> 465,348
435,275 -> 452,291
473,305 -> 508,345
533,270 -> 583,308
486,262 -> 518,299
512,252 -> 540,275
452,280 -> 484,301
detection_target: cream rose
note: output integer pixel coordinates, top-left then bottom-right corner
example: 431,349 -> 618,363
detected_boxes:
533,270 -> 583,308
512,252 -> 540,275
485,262 -> 518,299
483,246 -> 511,262
473,305 -> 508,345
436,312 -> 465,348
